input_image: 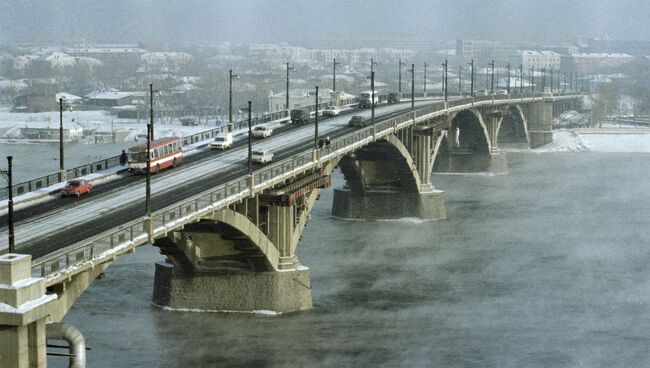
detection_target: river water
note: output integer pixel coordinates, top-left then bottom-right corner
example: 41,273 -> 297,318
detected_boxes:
45,151 -> 650,367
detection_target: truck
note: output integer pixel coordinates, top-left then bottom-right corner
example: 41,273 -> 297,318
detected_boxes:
358,91 -> 378,108
290,108 -> 311,125
387,92 -> 400,104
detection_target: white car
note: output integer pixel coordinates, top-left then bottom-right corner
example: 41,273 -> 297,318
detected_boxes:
251,149 -> 274,164
322,106 -> 341,117
209,132 -> 233,150
252,125 -> 273,138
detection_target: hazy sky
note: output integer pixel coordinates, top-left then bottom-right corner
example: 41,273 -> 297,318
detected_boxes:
0,0 -> 648,46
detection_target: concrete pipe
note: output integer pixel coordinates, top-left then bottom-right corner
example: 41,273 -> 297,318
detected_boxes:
46,322 -> 87,368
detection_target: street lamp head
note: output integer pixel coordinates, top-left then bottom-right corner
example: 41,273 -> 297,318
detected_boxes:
231,74 -> 240,80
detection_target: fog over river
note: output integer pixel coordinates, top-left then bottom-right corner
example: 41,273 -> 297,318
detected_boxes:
47,138 -> 650,367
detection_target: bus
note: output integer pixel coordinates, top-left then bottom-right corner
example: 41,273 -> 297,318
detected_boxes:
128,137 -> 183,174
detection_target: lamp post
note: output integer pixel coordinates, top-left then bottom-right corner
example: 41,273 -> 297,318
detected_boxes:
333,58 -> 340,91
489,60 -> 495,94
424,62 -> 428,96
557,69 -> 561,91
398,58 -> 405,94
145,84 -> 154,218
549,68 -> 554,92
458,64 -> 462,94
467,59 -> 474,97
0,156 -> 14,253
519,64 -> 523,94
239,102 -> 253,174
506,63 -> 511,94
314,86 -> 319,150
228,69 -> 239,132
441,60 -> 448,102
531,66 -> 535,93
59,98 -> 65,181
286,62 -> 295,110
370,71 -> 375,129
410,64 -> 415,109
541,67 -> 546,91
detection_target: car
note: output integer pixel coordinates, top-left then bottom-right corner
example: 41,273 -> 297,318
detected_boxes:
322,106 -> 341,117
61,179 -> 92,197
387,92 -> 400,104
251,125 -> 273,138
209,132 -> 233,150
496,90 -> 508,95
476,89 -> 489,96
251,149 -> 274,164
348,115 -> 369,127
290,108 -> 311,124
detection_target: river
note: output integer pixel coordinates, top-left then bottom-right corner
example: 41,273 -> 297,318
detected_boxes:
45,150 -> 650,367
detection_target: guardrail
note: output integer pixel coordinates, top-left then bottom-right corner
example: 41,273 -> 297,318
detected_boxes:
29,93 -> 582,283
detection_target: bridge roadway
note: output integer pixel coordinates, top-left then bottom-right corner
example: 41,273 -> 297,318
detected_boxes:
0,99 -> 436,258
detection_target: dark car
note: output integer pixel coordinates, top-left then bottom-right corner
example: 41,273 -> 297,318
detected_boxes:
348,115 -> 368,127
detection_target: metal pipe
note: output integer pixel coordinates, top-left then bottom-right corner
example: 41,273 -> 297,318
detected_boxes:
46,322 -> 86,368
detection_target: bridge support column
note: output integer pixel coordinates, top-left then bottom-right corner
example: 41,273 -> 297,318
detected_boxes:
153,261 -> 312,314
0,254 -> 57,368
528,99 -> 554,148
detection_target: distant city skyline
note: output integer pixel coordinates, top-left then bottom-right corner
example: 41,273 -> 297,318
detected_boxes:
0,0 -> 649,46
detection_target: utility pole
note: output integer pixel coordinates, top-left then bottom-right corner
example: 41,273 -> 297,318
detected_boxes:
371,71 -> 375,128
506,63 -> 511,94
333,58 -> 340,91
398,58 -> 405,94
314,86 -> 319,150
442,60 -> 448,102
247,101 -> 252,174
1,156 -> 14,253
531,66 -> 535,93
423,62 -> 428,96
458,64 -> 462,94
149,84 -> 155,141
519,64 -> 523,94
145,83 -> 156,220
489,60 -> 495,94
541,67 -> 546,91
228,69 -> 239,132
286,63 -> 294,110
468,59 -> 475,97
59,98 -> 65,182
411,64 -> 415,109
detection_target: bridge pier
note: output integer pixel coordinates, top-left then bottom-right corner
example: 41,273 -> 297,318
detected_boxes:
0,254 -> 57,368
153,182 -> 325,314
331,185 -> 446,220
527,96 -> 555,148
153,261 -> 311,314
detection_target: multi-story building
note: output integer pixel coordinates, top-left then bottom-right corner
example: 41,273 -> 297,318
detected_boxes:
456,39 -> 518,63
520,50 -> 561,71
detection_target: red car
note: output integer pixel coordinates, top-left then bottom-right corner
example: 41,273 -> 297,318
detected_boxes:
61,179 -> 93,197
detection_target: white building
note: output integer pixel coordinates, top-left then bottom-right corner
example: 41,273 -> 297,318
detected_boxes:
521,50 -> 561,71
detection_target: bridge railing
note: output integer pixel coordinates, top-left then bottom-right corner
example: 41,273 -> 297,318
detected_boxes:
29,93 -> 583,281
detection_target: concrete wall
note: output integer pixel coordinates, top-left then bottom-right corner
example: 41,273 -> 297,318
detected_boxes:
331,187 -> 446,220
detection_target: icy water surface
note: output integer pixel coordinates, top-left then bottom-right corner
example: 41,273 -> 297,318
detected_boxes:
51,152 -> 650,367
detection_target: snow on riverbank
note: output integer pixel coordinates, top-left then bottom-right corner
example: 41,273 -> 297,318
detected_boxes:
530,129 -> 650,153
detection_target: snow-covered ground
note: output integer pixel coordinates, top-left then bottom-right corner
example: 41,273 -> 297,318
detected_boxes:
528,129 -> 650,153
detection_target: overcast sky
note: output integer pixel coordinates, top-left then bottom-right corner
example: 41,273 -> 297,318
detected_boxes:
0,0 -> 648,46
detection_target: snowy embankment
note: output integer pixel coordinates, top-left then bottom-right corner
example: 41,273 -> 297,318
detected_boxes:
530,129 -> 650,153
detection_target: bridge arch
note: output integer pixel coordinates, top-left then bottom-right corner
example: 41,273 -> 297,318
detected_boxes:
338,133 -> 422,193
497,105 -> 529,147
448,109 -> 492,154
